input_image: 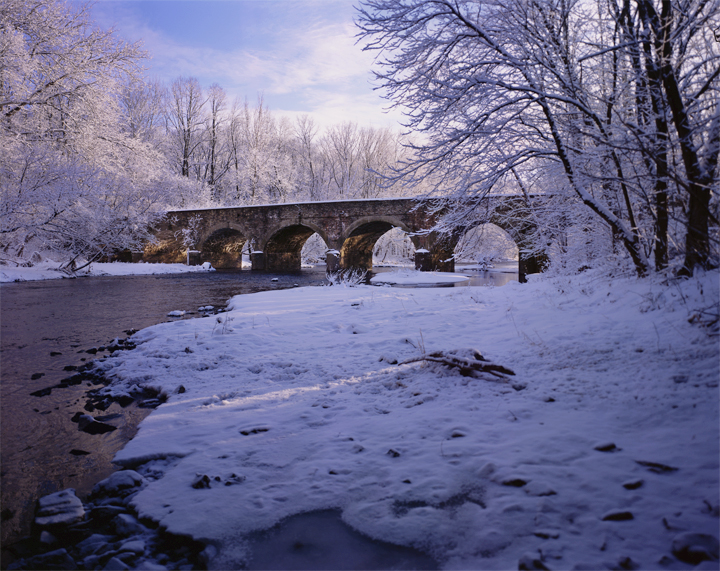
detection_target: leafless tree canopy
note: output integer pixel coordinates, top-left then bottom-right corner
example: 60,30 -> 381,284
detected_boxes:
357,0 -> 719,276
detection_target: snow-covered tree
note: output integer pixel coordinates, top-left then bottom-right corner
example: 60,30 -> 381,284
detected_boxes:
166,76 -> 206,179
357,0 -> 719,276
1,0 -> 169,267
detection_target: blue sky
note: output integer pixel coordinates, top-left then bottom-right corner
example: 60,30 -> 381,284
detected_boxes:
83,0 -> 403,129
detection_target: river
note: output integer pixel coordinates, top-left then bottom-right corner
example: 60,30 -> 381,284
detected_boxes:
0,265 -> 517,550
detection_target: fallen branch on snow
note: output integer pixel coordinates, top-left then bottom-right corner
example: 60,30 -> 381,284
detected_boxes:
399,348 -> 515,381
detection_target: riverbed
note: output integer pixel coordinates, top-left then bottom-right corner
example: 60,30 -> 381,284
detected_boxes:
0,265 -> 518,549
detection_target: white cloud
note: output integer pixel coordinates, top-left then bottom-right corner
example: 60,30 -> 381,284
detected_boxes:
87,0 -> 404,130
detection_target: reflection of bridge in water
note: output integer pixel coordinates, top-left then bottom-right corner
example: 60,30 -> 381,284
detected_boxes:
145,197 -> 546,281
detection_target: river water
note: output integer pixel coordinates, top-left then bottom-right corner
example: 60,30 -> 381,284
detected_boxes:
0,265 -> 517,549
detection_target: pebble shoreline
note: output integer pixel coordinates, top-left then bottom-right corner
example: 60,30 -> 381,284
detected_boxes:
4,471 -> 212,571
2,337 -> 202,571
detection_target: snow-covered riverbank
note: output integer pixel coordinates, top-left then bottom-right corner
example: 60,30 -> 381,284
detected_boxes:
0,262 -> 216,283
67,271 -> 720,568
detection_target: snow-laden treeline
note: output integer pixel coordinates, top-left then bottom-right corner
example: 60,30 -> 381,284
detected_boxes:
2,0 -> 717,277
0,0 -> 413,270
158,86 -> 416,208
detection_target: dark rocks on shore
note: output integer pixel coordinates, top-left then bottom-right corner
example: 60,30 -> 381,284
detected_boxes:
5,471 -> 208,570
30,387 -> 52,397
75,414 -> 117,435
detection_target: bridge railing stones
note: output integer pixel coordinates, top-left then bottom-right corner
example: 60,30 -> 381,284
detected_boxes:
147,197 -> 548,280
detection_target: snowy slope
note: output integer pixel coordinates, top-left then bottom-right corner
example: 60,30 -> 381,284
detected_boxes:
95,270 -> 719,570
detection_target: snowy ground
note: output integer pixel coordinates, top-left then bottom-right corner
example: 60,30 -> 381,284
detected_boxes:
93,269 -> 719,570
0,261 -> 216,283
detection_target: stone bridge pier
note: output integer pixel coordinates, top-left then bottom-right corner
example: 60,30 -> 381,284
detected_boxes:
144,197 -> 547,281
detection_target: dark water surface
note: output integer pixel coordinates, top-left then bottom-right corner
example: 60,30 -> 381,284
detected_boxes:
0,264 -> 517,549
0,268 -> 329,547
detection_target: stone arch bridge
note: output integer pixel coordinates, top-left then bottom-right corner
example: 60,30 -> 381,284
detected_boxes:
144,197 -> 545,280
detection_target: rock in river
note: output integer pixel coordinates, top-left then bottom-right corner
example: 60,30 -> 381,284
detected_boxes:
35,489 -> 85,527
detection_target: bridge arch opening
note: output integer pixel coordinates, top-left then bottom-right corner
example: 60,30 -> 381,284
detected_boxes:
373,227 -> 416,267
201,228 -> 247,269
341,219 -> 412,270
264,224 -> 323,272
455,223 -> 519,267
301,233 -> 330,266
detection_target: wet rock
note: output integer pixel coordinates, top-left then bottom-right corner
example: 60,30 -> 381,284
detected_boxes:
104,556 -> 130,570
635,460 -> 678,473
387,449 -> 401,458
35,489 -> 85,527
93,471 -> 145,498
601,510 -> 634,521
622,479 -> 644,490
525,482 -> 556,496
113,513 -> 146,535
30,387 -> 52,397
136,562 -> 168,570
224,473 -> 245,486
117,394 -> 135,407
240,426 -> 270,436
77,414 -> 117,435
76,533 -> 115,557
593,442 -> 618,452
192,475 -> 211,489
39,530 -> 58,545
88,505 -> 127,523
533,530 -> 560,539
671,532 -> 719,564
616,556 -> 639,570
24,548 -> 77,570
119,539 -> 145,556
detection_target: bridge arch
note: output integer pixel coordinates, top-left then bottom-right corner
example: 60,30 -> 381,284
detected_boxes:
261,222 -> 328,272
340,216 -> 417,270
454,222 -> 519,263
426,205 -> 545,277
200,223 -> 249,269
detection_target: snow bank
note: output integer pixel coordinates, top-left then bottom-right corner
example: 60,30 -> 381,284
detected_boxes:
96,270 -> 719,569
0,261 -> 215,283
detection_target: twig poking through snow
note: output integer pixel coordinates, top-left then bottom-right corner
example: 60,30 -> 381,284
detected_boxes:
399,348 -> 515,381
